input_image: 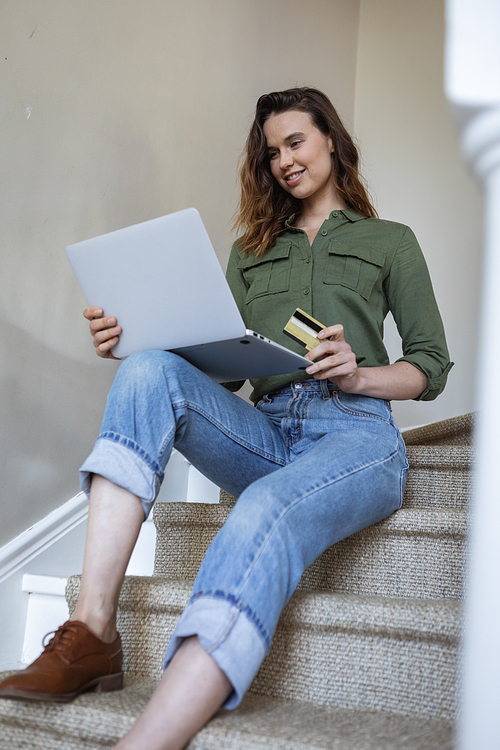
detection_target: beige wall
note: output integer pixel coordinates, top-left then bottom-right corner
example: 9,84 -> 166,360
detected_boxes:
0,0 -> 360,546
355,0 -> 483,427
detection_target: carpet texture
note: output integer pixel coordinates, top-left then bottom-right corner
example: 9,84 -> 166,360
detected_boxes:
0,412 -> 473,749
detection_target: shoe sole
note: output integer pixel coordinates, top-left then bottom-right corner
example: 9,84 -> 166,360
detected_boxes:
0,671 -> 124,703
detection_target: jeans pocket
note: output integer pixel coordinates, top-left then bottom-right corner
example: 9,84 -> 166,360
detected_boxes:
333,390 -> 392,422
256,394 -> 272,409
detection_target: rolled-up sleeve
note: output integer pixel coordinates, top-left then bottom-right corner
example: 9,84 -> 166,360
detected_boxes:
384,227 -> 454,401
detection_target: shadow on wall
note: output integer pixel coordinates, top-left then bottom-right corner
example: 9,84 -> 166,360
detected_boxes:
1,110 -> 166,368
0,315 -> 118,547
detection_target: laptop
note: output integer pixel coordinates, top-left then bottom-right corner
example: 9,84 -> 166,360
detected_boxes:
65,208 -> 310,382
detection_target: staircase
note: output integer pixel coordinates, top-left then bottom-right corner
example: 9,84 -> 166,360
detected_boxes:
0,412 -> 473,749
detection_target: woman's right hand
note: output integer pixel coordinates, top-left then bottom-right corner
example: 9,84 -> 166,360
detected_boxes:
83,307 -> 122,360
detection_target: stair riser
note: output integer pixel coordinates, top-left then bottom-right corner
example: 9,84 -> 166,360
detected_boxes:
154,518 -> 466,599
298,534 -> 466,599
402,467 -> 471,510
251,628 -> 458,720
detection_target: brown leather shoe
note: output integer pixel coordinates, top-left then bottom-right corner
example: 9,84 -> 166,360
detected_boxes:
0,620 -> 123,702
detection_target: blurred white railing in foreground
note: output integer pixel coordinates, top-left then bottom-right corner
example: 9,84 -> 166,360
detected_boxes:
445,1 -> 500,748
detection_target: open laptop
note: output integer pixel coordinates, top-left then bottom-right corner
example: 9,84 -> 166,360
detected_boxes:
66,208 -> 310,382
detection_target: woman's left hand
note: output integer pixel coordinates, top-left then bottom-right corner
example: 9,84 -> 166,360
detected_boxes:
305,324 -> 359,392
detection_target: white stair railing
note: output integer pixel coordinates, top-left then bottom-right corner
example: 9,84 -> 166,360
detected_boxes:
445,1 -> 500,748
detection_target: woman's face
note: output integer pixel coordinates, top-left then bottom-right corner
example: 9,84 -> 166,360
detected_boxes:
263,110 -> 335,204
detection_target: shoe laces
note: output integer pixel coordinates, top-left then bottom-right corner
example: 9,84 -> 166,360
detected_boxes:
42,622 -> 80,653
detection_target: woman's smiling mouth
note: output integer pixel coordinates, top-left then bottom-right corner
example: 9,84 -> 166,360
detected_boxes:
284,170 -> 305,186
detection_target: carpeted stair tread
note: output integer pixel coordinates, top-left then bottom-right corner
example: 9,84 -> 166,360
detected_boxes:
353,507 -> 466,536
276,589 -> 460,639
65,576 -> 459,718
154,505 -> 467,598
153,503 -> 467,535
0,675 -> 155,748
0,679 -> 453,750
188,694 -> 455,750
402,412 -> 474,446
66,577 -> 461,641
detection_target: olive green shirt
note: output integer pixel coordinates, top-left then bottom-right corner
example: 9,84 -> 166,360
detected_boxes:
225,208 -> 453,404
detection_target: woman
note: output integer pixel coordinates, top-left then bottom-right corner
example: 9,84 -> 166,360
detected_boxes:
0,88 -> 452,749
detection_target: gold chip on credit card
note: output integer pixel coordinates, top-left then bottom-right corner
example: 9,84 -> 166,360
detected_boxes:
283,308 -> 327,352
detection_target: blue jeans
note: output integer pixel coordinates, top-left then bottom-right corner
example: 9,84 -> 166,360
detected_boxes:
80,351 -> 408,708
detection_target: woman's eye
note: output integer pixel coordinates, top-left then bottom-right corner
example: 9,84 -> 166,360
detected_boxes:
291,140 -> 302,148
269,152 -> 278,160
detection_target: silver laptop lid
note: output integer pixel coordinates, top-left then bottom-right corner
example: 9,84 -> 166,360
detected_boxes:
66,208 -> 246,359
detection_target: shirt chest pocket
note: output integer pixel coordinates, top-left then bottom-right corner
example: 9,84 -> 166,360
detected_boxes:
238,243 -> 292,304
323,242 -> 386,301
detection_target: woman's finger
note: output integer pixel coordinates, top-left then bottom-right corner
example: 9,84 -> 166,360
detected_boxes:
89,316 -> 118,336
82,306 -> 121,359
95,335 -> 120,353
306,352 -> 350,375
317,324 -> 345,341
306,336 -> 348,365
83,306 -> 104,322
93,326 -> 122,347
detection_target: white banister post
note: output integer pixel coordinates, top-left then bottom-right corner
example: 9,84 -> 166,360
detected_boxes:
445,2 -> 500,748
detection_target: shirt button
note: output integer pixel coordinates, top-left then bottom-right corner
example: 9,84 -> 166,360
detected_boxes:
303,287 -> 310,295
321,229 -> 328,236
332,211 -> 339,218
305,257 -> 311,264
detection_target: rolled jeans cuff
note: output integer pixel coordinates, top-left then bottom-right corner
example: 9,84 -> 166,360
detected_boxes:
79,434 -> 162,519
163,594 -> 268,709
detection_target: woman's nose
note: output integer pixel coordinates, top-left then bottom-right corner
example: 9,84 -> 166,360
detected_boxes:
280,151 -> 293,169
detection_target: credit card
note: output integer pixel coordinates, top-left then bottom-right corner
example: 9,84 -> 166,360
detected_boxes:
283,308 -> 327,352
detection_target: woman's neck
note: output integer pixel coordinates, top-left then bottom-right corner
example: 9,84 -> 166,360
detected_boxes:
296,193 -> 347,234
293,188 -> 347,245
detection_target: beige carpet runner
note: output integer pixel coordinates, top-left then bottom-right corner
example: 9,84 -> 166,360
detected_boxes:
0,412 -> 473,748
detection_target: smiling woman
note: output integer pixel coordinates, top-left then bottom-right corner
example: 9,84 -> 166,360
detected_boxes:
264,110 -> 340,236
0,87 -> 452,750
235,87 -> 378,259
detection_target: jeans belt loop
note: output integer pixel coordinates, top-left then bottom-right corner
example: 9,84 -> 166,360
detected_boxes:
320,379 -> 330,399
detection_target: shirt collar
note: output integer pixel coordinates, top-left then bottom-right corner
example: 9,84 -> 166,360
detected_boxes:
285,208 -> 367,229
284,214 -> 299,230
338,208 -> 367,222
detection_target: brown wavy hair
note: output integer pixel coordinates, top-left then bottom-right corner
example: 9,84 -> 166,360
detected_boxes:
233,87 -> 377,257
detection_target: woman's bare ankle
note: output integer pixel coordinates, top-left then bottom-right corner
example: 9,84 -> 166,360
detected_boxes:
70,605 -> 118,643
